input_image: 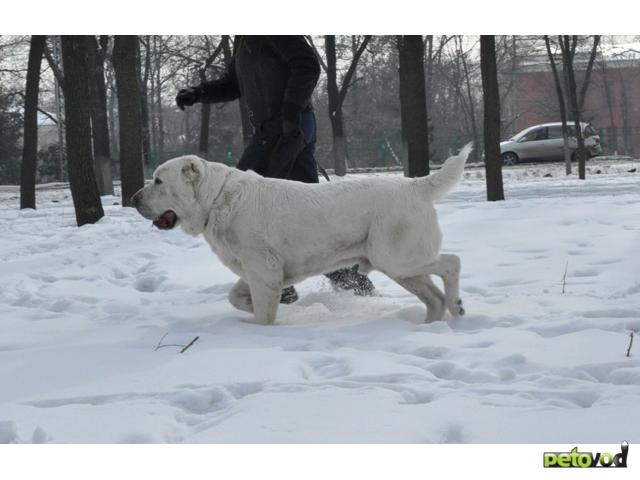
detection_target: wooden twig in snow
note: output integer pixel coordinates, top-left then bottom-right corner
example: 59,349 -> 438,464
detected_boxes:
561,260 -> 569,294
154,332 -> 169,351
154,333 -> 200,354
179,336 -> 199,354
626,331 -> 634,357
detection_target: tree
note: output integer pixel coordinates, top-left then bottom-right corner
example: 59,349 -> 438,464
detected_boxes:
480,35 -> 504,201
0,91 -> 22,184
560,35 -> 600,180
456,36 -> 480,162
545,35 -> 601,180
318,35 -> 371,176
544,35 -> 573,175
152,36 -> 165,161
113,35 -> 145,207
60,36 -> 104,226
88,35 -> 114,195
138,36 -> 152,165
397,35 -> 429,177
19,35 -> 45,209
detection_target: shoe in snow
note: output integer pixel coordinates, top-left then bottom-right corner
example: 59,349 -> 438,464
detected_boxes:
325,265 -> 376,296
280,285 -> 299,304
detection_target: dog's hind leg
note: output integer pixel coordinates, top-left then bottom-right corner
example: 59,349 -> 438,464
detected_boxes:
424,254 -> 465,317
229,279 -> 253,313
393,275 -> 446,322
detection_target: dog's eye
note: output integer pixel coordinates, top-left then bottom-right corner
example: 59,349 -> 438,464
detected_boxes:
154,178 -> 162,185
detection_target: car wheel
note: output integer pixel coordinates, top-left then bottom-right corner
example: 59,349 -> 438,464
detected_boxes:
502,152 -> 518,166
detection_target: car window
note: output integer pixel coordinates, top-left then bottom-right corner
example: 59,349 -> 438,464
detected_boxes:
523,127 -> 548,142
548,125 -> 563,139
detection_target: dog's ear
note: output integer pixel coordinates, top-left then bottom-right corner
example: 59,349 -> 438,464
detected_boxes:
181,158 -> 201,183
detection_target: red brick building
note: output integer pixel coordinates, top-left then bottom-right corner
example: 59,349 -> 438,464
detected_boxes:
505,54 -> 640,156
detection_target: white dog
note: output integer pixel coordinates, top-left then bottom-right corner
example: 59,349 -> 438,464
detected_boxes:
132,144 -> 472,325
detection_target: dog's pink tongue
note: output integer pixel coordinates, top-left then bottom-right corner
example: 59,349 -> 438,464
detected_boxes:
153,211 -> 176,230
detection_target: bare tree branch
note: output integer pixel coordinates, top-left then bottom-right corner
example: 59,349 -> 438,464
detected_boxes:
306,35 -> 328,73
338,35 -> 371,106
9,90 -> 60,124
43,40 -> 64,87
578,35 -> 601,112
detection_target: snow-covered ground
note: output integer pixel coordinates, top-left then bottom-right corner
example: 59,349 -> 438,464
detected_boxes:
1,160 -> 639,443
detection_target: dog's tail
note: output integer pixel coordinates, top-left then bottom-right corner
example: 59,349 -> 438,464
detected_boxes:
420,142 -> 473,201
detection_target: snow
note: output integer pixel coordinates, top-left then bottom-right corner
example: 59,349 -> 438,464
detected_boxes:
1,159 -> 639,443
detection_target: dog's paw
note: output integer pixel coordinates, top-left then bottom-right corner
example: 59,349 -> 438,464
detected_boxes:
449,299 -> 465,317
240,316 -> 273,326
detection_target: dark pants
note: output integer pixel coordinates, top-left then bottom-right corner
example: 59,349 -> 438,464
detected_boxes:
237,111 -> 319,184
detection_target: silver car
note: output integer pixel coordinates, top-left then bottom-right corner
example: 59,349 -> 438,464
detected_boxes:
500,122 -> 602,165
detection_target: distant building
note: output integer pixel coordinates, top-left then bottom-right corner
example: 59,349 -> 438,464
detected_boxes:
504,52 -> 640,156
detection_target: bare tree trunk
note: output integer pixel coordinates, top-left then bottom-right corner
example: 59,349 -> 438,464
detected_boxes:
480,35 -> 504,201
138,36 -> 152,165
148,37 -> 158,158
20,35 -> 45,209
458,36 -> 479,162
560,36 -> 586,179
198,69 -> 211,159
105,63 -> 119,162
153,36 -> 164,160
350,35 -> 360,122
51,35 -> 65,182
544,35 -> 572,175
329,109 -> 348,176
87,35 -> 114,195
557,35 -> 600,180
325,35 -> 347,176
60,35 -> 105,226
600,59 -> 618,154
425,35 -> 435,113
322,35 -> 371,176
113,35 -> 145,207
397,35 -> 429,177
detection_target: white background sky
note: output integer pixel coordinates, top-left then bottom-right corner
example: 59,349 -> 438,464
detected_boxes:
1,0 -> 635,35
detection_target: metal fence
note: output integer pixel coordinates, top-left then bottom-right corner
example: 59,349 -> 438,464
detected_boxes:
595,126 -> 640,157
141,127 -> 640,178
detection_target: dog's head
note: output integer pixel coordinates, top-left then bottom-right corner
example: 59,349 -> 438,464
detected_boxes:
131,155 -> 228,236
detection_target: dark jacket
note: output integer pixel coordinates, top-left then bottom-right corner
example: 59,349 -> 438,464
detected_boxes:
199,36 -> 321,126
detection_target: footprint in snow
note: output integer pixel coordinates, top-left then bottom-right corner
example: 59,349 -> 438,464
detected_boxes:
134,274 -> 167,292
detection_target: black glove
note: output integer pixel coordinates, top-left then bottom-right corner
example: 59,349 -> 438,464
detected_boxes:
176,87 -> 201,110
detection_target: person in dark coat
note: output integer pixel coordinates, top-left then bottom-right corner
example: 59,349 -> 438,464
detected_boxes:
176,35 -> 375,302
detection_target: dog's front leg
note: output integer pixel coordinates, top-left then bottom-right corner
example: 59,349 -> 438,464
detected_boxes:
241,252 -> 284,326
245,278 -> 281,325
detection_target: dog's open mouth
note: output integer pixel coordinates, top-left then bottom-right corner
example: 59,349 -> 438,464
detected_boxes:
153,210 -> 178,230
